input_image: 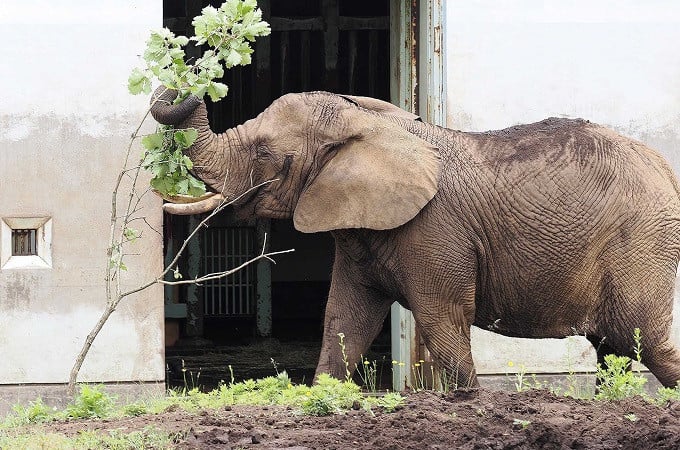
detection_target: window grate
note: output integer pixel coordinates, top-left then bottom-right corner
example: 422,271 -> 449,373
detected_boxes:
12,229 -> 37,256
201,227 -> 256,317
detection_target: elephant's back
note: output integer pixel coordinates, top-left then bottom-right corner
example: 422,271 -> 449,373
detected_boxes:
442,118 -> 680,334
462,117 -> 680,211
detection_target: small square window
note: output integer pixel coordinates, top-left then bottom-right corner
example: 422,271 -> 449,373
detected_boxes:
12,229 -> 38,256
1,217 -> 52,269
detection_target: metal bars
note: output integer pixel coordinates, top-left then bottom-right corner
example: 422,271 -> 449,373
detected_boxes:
11,229 -> 37,256
201,227 -> 256,317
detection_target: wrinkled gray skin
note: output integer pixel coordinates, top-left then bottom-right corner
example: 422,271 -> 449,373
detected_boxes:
151,87 -> 680,388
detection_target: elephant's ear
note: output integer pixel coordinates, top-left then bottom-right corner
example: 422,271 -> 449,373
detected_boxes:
339,95 -> 421,121
293,112 -> 441,233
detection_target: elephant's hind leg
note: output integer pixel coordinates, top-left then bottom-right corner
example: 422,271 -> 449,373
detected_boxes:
597,259 -> 680,388
642,339 -> 680,388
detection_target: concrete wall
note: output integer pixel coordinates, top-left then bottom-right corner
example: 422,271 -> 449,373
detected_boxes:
0,0 -> 165,406
445,1 -> 680,374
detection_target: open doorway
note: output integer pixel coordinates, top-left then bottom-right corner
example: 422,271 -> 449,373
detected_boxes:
163,0 -> 393,388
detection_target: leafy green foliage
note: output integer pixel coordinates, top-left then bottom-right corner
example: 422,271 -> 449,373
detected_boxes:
6,398 -> 53,426
65,385 -> 115,419
655,383 -> 680,405
377,392 -> 405,413
594,328 -> 647,401
128,0 -> 270,197
129,1 -> 269,102
86,426 -> 187,449
123,227 -> 140,242
0,427 -> 185,450
594,355 -> 647,401
142,126 -> 207,197
300,374 -> 362,416
122,402 -> 148,417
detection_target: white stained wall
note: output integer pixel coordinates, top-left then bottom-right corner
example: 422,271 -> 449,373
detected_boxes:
0,1 -> 164,384
445,1 -> 680,374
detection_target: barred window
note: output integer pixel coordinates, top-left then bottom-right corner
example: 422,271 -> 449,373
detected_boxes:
12,229 -> 38,256
1,217 -> 52,269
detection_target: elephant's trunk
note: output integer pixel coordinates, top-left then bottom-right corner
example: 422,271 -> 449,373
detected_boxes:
149,87 -> 203,126
149,86 -> 237,206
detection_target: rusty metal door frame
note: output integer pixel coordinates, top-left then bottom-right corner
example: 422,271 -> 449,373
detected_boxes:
390,0 -> 446,391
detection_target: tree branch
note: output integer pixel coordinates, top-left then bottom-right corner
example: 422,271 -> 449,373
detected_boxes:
67,173 -> 287,396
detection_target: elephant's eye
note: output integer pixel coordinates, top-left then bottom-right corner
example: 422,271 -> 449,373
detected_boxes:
256,144 -> 271,159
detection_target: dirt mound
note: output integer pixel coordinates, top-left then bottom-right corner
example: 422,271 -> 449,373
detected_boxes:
45,388 -> 680,449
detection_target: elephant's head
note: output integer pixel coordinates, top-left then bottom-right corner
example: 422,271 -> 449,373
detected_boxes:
150,88 -> 441,232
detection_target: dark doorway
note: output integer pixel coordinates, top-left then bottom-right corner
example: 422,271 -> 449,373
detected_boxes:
163,0 -> 392,388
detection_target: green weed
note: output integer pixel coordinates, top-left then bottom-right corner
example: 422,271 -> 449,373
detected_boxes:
356,356 -> 381,393
337,332 -> 352,382
655,383 -> 680,405
594,354 -> 647,400
65,384 -> 115,419
594,328 -> 647,401
377,392 -> 405,412
513,418 -> 531,429
5,398 -> 54,426
300,373 -> 362,416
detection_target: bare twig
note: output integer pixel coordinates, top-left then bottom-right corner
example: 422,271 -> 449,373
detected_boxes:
66,88 -> 288,395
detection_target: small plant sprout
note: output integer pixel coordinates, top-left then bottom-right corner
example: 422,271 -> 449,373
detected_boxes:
337,332 -> 352,382
656,382 -> 680,405
228,364 -> 235,385
178,359 -> 202,395
633,327 -> 643,364
507,362 -> 534,393
624,413 -> 639,422
412,360 -> 427,391
356,356 -> 382,393
65,385 -> 115,419
513,418 -> 532,430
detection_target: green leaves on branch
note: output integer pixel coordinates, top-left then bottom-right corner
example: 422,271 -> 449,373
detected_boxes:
127,0 -> 270,102
193,0 -> 270,70
141,127 -> 206,198
128,0 -> 269,198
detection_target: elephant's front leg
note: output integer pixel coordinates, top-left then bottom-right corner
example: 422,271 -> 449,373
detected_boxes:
315,257 -> 392,380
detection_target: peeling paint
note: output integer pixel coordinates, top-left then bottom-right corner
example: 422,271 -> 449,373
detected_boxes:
3,273 -> 36,310
2,116 -> 36,141
0,113 -> 143,143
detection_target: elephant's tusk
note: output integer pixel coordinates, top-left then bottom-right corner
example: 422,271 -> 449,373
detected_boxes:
162,193 -> 226,215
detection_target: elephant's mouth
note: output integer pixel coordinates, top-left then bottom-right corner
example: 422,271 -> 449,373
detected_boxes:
158,178 -> 273,216
152,188 -> 218,204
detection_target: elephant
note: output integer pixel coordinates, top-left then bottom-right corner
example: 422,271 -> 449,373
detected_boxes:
150,87 -> 680,388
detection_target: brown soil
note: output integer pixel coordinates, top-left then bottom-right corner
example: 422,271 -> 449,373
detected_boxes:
43,388 -> 680,449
